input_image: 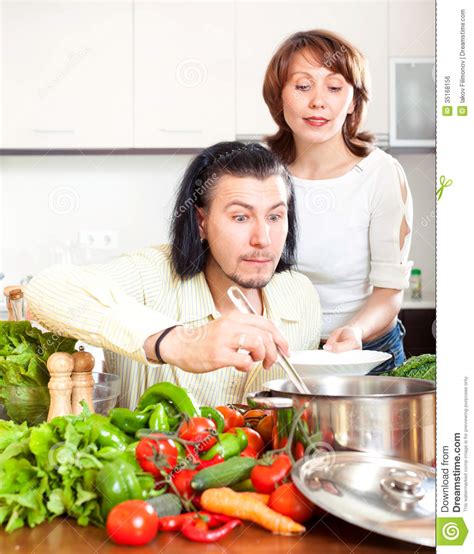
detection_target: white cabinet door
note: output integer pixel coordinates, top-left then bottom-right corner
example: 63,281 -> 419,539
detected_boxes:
134,1 -> 234,148
1,1 -> 133,149
236,1 -> 389,140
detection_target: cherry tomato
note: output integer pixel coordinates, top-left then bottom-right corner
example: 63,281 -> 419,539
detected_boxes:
136,435 -> 178,477
250,454 -> 292,494
216,406 -> 245,431
106,500 -> 159,546
228,427 -> 265,454
294,442 -> 305,461
240,446 -> 258,458
323,430 -> 335,447
171,468 -> 198,500
269,483 -> 316,523
256,415 -> 273,445
178,417 -> 217,451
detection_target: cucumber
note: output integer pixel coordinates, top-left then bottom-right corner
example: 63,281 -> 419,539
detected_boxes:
230,478 -> 256,492
146,493 -> 182,517
191,457 -> 257,491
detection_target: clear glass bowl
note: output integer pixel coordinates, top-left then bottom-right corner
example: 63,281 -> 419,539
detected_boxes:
0,371 -> 120,425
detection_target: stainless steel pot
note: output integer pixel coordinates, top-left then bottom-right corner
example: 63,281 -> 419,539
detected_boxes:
247,376 -> 436,465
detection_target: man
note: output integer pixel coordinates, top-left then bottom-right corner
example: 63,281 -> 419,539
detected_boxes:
26,142 -> 320,408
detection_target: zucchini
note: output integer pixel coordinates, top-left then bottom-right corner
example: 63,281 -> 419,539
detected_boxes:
191,457 -> 257,491
146,493 -> 182,517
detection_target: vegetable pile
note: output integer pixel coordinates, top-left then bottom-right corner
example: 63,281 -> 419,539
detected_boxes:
1,380 -> 321,545
383,354 -> 436,380
0,321 -> 77,425
0,402 -> 160,533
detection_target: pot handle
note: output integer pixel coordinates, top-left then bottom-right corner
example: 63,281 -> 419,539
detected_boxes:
246,391 -> 293,410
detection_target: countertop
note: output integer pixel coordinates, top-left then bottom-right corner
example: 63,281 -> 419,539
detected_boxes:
402,292 -> 435,310
0,514 -> 435,554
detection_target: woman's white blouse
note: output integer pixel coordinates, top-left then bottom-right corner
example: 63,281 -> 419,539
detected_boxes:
293,147 -> 413,338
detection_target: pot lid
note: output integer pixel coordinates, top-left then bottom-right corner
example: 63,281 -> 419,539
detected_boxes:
292,451 -> 435,547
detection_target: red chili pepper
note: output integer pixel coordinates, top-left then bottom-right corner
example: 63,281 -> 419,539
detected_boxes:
159,513 -> 196,532
196,454 -> 224,470
159,511 -> 234,532
180,513 -> 241,543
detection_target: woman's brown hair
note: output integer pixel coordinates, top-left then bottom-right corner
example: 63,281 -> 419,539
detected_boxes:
263,29 -> 375,165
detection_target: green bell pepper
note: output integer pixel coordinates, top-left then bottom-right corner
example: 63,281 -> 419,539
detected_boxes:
89,413 -> 131,450
137,382 -> 199,418
201,432 -> 242,460
233,428 -> 248,450
96,459 -> 145,518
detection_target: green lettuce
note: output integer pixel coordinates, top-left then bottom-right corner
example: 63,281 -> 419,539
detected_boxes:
0,321 -> 77,424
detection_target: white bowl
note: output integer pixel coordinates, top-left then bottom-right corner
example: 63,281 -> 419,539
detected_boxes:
288,349 -> 392,377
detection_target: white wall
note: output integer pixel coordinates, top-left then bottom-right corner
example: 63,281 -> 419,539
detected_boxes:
0,0 -> 435,296
1,150 -> 435,294
0,153 -> 193,285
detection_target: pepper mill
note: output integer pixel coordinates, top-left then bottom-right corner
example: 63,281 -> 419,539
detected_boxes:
47,352 -> 75,421
71,346 -> 95,415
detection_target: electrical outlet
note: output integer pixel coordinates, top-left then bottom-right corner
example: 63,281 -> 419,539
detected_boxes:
78,230 -> 118,250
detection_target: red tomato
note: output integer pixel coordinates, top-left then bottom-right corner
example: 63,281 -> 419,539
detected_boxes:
250,454 -> 292,494
171,468 -> 198,500
228,427 -> 264,454
216,406 -> 245,431
106,500 -> 159,546
269,483 -> 316,523
294,442 -> 305,461
136,435 -> 178,477
240,446 -> 258,458
178,417 -> 217,451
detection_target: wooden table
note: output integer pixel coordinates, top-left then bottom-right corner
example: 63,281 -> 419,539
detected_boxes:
0,514 -> 434,554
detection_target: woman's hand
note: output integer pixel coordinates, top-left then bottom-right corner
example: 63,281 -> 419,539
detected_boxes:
323,325 -> 363,353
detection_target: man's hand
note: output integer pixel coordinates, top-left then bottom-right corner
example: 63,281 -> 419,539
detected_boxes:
145,312 -> 290,373
323,325 -> 363,353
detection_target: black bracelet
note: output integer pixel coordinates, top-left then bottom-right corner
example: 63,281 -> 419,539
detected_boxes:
154,325 -> 181,364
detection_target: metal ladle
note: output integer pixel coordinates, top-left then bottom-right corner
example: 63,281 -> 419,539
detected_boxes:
227,286 -> 311,395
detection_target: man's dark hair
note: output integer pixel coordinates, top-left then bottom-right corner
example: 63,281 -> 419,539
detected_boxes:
170,141 -> 298,279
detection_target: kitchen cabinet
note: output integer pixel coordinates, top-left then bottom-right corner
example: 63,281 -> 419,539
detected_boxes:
1,1 -> 133,149
134,1 -> 235,148
400,308 -> 436,357
235,1 -> 389,140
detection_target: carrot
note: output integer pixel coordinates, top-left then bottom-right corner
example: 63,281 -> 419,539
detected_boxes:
201,487 -> 306,535
240,492 -> 269,505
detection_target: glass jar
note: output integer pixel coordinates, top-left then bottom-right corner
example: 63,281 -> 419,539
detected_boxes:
410,268 -> 422,300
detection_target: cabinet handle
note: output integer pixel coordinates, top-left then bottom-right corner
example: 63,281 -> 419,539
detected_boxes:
32,129 -> 75,134
157,128 -> 202,134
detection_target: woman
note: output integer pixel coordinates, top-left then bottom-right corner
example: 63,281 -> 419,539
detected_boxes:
263,30 -> 413,372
